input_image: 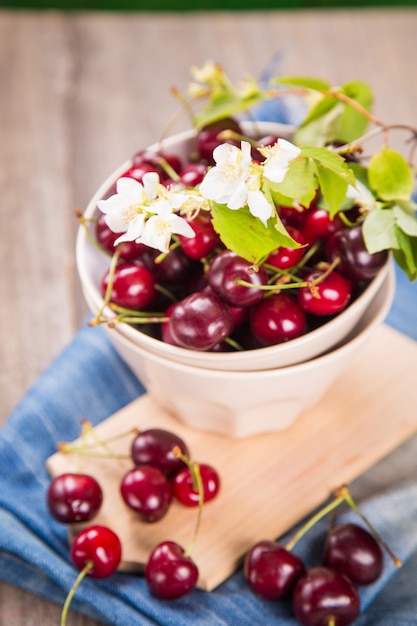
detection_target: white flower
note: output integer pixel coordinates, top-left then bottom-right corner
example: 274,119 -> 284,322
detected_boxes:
97,172 -> 159,244
346,180 -> 377,212
139,209 -> 195,253
199,141 -> 274,225
261,138 -> 301,183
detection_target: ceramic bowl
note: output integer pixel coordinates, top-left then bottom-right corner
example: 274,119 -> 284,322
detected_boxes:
76,122 -> 390,372
100,265 -> 394,438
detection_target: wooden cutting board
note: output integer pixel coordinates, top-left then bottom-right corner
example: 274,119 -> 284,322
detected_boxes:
46,324 -> 417,591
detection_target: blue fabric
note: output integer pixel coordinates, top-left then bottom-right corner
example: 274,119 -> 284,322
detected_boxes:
1,87 -> 417,624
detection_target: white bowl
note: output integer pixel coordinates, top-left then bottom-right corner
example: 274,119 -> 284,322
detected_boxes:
76,122 -> 391,372
101,265 -> 394,438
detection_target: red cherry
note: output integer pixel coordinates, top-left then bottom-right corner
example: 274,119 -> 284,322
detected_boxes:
120,465 -> 173,523
145,540 -> 199,599
47,473 -> 103,524
131,428 -> 189,478
323,523 -> 384,585
266,225 -> 307,270
297,269 -> 352,316
101,261 -> 156,310
173,463 -> 220,507
95,214 -> 147,260
178,213 -> 220,260
244,540 -> 305,600
70,525 -> 122,579
249,292 -> 306,346
292,566 -> 360,626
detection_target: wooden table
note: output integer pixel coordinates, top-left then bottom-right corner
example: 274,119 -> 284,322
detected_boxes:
0,7 -> 416,625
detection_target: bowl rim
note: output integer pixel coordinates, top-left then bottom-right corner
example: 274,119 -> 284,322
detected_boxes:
104,263 -> 395,380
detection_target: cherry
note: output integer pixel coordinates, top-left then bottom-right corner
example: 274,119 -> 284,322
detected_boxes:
120,162 -> 158,183
249,292 -> 307,346
47,472 -> 103,524
292,566 -> 360,626
142,247 -> 192,286
131,428 -> 189,479
302,208 -> 344,246
173,463 -> 220,507
178,212 -> 220,260
145,540 -> 199,599
167,290 -> 233,351
132,149 -> 182,180
70,525 -> 122,579
323,523 -> 384,585
120,465 -> 173,522
207,250 -> 268,307
266,225 -> 307,270
96,214 -> 147,260
197,117 -> 242,164
326,225 -> 388,281
179,162 -> 207,186
244,540 -> 305,600
297,269 -> 352,316
101,261 -> 156,309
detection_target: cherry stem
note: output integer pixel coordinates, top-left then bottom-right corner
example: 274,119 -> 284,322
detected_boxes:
335,485 -> 402,567
89,246 -> 122,327
60,561 -> 93,626
328,617 -> 336,626
172,447 -> 204,557
285,495 -> 345,552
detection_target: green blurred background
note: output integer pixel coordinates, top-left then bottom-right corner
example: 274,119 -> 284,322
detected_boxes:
3,0 -> 417,11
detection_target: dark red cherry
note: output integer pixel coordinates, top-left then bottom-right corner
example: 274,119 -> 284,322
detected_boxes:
120,162 -> 158,183
244,541 -> 305,600
207,250 -> 268,308
326,225 -> 388,281
173,463 -> 220,507
132,149 -> 182,180
197,117 -> 242,164
120,465 -> 173,522
145,540 -> 199,599
168,290 -> 233,351
131,428 -> 189,478
96,214 -> 147,260
70,525 -> 122,579
297,269 -> 352,316
142,247 -> 192,285
292,566 -> 361,626
323,523 -> 384,585
101,261 -> 156,309
47,473 -> 103,523
249,293 -> 306,346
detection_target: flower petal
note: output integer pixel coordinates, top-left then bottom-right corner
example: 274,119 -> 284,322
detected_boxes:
247,190 -> 274,225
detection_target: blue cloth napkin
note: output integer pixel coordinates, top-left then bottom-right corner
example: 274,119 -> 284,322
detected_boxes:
1,72 -> 417,623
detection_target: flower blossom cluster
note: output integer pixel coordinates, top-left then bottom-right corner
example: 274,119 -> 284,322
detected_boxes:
97,137 -> 301,255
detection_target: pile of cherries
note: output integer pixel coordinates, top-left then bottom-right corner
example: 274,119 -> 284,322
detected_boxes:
244,512 -> 389,626
46,426 -> 220,613
94,117 -> 388,352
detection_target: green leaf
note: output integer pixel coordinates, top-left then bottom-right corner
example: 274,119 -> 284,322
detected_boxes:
393,226 -> 417,281
267,156 -> 319,208
273,76 -> 331,91
393,201 -> 417,237
297,96 -> 339,129
210,203 -> 295,264
293,104 -> 343,147
317,165 -> 348,218
362,207 -> 399,253
193,91 -> 266,129
368,147 -> 414,201
335,80 -> 373,142
300,146 -> 356,186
